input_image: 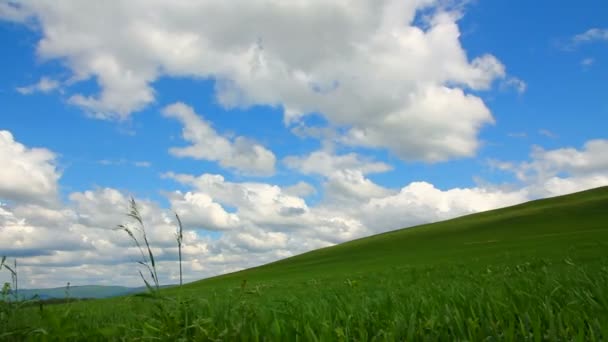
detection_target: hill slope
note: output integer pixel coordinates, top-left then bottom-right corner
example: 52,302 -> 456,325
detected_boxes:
181,186 -> 608,290
6,186 -> 608,340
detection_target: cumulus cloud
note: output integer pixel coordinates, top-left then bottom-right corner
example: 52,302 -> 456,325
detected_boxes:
16,76 -> 60,95
164,165 -> 533,249
0,1 -> 29,22
163,172 -> 312,230
284,150 -> 392,176
1,1 -> 519,161
285,150 -> 396,206
357,182 -> 528,232
163,102 -> 276,176
0,130 -> 60,205
338,86 -> 494,161
283,181 -> 317,198
324,169 -> 396,207
68,188 -> 131,230
492,140 -> 608,197
281,150 -> 528,231
3,128 -> 607,289
0,186 -> 223,287
522,140 -> 608,179
166,191 -> 240,231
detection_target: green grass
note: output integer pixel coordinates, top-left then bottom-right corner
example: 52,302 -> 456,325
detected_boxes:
2,186 -> 608,341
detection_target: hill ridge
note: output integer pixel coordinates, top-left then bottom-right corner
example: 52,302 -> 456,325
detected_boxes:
182,185 -> 608,289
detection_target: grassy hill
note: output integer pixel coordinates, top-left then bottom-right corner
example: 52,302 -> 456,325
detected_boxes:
3,186 -> 608,340
178,185 -> 608,290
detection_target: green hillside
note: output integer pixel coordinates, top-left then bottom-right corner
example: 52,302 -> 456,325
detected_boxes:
3,186 -> 608,341
178,185 -> 608,291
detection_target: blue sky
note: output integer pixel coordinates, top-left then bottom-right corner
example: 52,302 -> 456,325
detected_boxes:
0,0 -> 607,288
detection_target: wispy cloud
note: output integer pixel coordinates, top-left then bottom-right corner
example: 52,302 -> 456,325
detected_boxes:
501,77 -> 527,94
163,102 -> 276,176
16,77 -> 60,95
539,129 -> 558,139
133,161 -> 151,168
581,58 -> 595,68
97,159 -> 151,168
560,28 -> 608,50
572,28 -> 608,44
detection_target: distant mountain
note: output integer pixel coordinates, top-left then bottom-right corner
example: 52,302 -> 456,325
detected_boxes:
13,285 -> 146,300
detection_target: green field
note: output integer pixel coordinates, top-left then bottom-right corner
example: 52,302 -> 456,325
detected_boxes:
2,186 -> 608,341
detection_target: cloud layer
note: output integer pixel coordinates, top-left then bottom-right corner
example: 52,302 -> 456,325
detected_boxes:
2,131 -> 607,288
0,130 -> 60,205
2,0 -> 518,162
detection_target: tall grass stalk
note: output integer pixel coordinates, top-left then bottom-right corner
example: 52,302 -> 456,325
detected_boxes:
116,198 -> 160,292
1,256 -> 18,301
175,213 -> 184,287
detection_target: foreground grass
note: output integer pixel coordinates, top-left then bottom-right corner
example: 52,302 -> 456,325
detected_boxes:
2,187 -> 608,341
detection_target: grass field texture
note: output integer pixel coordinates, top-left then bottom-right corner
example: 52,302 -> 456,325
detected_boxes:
2,186 -> 608,341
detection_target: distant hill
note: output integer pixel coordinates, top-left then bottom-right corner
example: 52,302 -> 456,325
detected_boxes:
14,285 -> 145,300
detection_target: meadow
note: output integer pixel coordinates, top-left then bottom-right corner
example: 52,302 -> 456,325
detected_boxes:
1,186 -> 608,341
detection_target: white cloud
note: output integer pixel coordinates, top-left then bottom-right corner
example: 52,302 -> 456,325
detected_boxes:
3,127 -> 607,289
0,130 -> 60,205
539,129 -> 558,139
2,1 -> 518,162
164,172 -> 312,230
68,188 -> 131,230
502,77 -> 527,94
133,161 -> 151,168
163,102 -> 276,176
166,191 -> 240,231
97,159 -> 151,168
223,228 -> 289,253
528,140 -> 608,176
0,207 -> 85,258
0,186 -> 225,287
561,28 -> 608,51
581,58 -> 595,68
4,156 -> 607,288
163,165 -> 532,248
573,28 -> 608,44
0,1 -> 30,22
283,181 -> 317,198
16,76 -> 60,95
338,86 -> 494,161
358,182 -> 528,232
493,140 -> 608,197
324,169 -> 396,206
284,150 -> 392,177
